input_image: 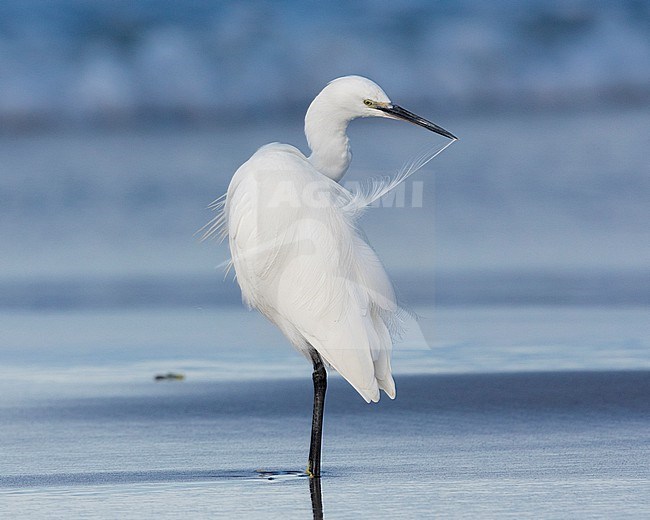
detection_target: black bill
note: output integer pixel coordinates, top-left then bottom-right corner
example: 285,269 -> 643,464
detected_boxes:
377,104 -> 457,140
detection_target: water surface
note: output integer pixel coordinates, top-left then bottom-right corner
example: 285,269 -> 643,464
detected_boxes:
1,372 -> 649,518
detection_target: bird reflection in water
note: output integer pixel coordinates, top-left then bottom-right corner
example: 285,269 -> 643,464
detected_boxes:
256,470 -> 324,518
309,476 -> 324,520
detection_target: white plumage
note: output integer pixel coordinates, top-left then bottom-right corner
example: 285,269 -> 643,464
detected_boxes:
226,140 -> 397,402
206,76 -> 456,406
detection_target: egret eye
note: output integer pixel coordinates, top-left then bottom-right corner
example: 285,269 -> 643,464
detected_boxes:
363,99 -> 373,107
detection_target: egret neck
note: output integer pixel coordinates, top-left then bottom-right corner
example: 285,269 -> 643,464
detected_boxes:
305,98 -> 353,182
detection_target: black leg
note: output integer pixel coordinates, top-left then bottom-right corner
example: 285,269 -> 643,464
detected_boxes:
307,349 -> 327,478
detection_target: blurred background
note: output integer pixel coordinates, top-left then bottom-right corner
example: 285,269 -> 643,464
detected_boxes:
1,0 -> 649,376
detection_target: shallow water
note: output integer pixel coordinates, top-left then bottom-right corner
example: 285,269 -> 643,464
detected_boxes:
1,305 -> 649,383
1,302 -> 648,518
1,101 -> 649,518
1,372 -> 649,518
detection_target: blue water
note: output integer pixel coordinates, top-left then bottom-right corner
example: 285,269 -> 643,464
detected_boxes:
1,305 -> 649,377
1,372 -> 649,518
0,1 -> 649,126
1,297 -> 649,518
1,107 -> 649,285
1,4 -> 649,515
1,108 -> 648,519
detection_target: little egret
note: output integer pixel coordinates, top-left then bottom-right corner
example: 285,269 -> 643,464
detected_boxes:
207,76 -> 456,478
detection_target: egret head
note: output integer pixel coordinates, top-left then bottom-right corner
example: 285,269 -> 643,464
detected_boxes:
309,75 -> 457,140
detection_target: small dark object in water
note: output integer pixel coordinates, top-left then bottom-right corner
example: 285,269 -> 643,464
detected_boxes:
154,372 -> 185,381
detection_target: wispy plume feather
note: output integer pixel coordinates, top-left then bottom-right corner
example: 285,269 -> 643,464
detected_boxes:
345,139 -> 455,213
197,193 -> 228,242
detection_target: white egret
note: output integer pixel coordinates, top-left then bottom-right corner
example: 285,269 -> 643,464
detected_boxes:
206,76 -> 456,478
